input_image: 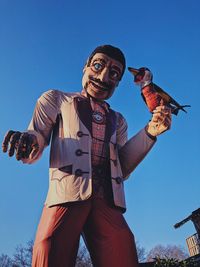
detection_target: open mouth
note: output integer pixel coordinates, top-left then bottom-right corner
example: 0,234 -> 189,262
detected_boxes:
90,81 -> 109,92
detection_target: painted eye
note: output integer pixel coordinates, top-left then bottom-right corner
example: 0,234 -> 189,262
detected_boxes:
93,63 -> 102,71
110,70 -> 120,80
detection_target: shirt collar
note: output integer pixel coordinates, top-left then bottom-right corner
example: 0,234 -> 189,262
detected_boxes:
80,89 -> 110,112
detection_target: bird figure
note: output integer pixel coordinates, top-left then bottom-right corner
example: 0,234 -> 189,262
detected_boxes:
128,67 -> 190,115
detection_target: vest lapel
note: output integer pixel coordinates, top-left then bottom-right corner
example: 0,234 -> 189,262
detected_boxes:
105,109 -> 117,143
74,97 -> 93,135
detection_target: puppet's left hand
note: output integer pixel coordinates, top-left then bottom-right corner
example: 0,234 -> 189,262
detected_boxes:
146,105 -> 172,137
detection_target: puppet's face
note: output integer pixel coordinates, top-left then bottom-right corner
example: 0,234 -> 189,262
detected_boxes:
82,53 -> 123,100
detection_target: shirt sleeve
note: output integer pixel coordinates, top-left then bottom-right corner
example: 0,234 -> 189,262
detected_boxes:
119,128 -> 156,178
22,89 -> 60,164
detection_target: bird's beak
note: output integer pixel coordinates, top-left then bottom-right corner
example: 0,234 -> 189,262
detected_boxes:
128,67 -> 140,76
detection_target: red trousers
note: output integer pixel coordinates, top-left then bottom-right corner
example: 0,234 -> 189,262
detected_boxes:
32,197 -> 139,267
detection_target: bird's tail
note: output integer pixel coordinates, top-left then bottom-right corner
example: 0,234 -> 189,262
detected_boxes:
172,105 -> 191,115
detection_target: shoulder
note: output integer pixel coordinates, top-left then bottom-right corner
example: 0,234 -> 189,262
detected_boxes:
40,89 -> 80,98
38,89 -> 82,104
110,110 -> 127,128
115,111 -> 126,121
108,107 -> 128,133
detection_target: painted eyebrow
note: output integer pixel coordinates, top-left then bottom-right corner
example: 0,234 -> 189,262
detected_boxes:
92,58 -> 106,64
92,58 -> 122,73
111,65 -> 122,73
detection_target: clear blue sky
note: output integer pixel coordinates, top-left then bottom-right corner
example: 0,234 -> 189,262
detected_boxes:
0,0 -> 200,257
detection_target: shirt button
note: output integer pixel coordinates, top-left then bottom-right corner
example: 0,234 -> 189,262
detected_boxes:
75,169 -> 83,176
77,131 -> 83,137
75,149 -> 83,156
116,177 -> 122,184
113,160 -> 117,166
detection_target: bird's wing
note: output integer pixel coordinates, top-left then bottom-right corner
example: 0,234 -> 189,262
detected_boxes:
153,83 -> 182,108
141,92 -> 147,105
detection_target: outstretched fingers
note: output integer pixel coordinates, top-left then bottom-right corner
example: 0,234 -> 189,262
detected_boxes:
2,130 -> 16,153
2,130 -> 39,161
29,136 -> 39,159
16,133 -> 39,160
7,131 -> 21,157
16,133 -> 31,160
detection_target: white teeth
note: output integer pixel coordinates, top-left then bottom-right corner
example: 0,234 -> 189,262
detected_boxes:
92,81 -> 103,88
91,81 -> 107,91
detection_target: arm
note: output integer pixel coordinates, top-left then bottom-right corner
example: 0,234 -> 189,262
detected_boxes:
118,105 -> 171,178
23,89 -> 60,163
119,128 -> 156,178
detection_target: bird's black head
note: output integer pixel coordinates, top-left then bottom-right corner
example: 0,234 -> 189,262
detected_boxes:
134,67 -> 151,83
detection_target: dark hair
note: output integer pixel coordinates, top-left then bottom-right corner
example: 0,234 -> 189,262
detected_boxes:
87,44 -> 126,79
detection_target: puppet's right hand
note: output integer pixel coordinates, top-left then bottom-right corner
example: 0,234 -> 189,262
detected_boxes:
2,130 -> 39,161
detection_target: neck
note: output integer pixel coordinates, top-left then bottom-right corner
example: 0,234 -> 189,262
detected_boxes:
81,88 -> 105,103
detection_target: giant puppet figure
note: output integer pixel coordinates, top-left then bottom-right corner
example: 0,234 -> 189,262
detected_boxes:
2,45 -> 171,267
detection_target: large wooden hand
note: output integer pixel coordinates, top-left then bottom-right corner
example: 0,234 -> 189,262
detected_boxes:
2,130 -> 39,160
146,105 -> 172,137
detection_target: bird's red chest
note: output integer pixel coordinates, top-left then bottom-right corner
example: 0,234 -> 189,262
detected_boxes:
142,85 -> 163,112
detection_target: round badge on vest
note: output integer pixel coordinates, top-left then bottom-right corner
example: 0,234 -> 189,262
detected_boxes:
92,111 -> 106,124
